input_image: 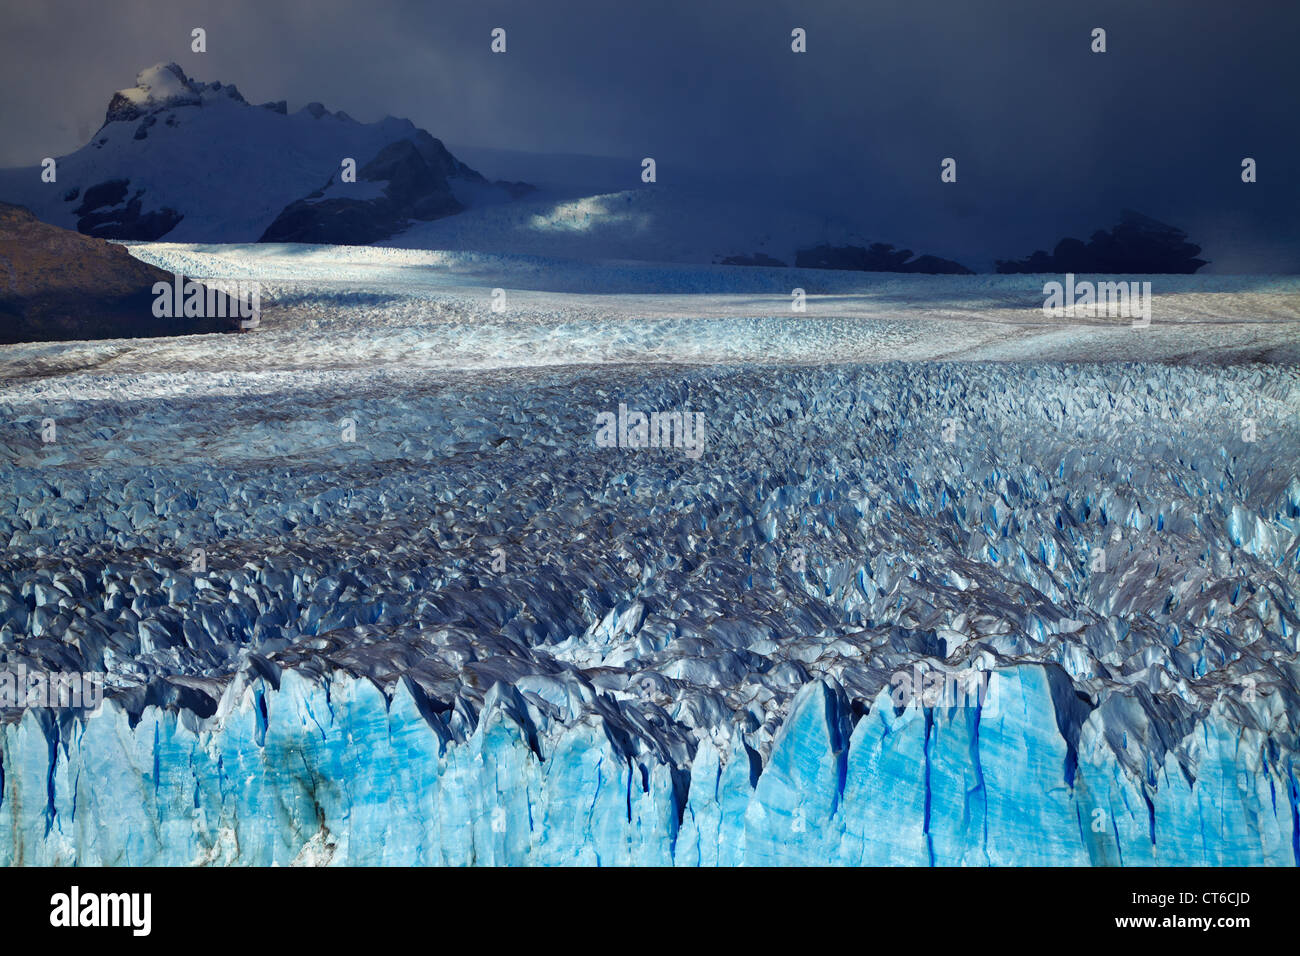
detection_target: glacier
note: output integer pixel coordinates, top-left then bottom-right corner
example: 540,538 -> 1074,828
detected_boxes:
1,248 -> 1299,866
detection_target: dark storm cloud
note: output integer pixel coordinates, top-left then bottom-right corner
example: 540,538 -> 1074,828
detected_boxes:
1,0 -> 1296,267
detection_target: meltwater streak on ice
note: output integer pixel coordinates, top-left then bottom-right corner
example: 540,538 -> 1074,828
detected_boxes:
1,249 -> 1299,865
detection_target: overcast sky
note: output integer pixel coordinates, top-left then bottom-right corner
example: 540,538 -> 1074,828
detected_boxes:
2,0 -> 1296,268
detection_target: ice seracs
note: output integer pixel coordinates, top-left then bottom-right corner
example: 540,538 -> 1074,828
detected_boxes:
1,247 -> 1297,866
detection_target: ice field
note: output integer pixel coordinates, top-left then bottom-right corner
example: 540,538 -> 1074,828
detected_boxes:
1,244 -> 1299,864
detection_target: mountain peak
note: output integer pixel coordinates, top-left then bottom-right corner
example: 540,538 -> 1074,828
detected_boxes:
103,62 -> 248,126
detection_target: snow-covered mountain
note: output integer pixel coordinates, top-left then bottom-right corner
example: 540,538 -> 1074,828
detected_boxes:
0,64 -> 973,269
0,63 -> 529,244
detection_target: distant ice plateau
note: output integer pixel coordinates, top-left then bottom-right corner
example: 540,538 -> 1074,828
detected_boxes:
1,246 -> 1298,865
